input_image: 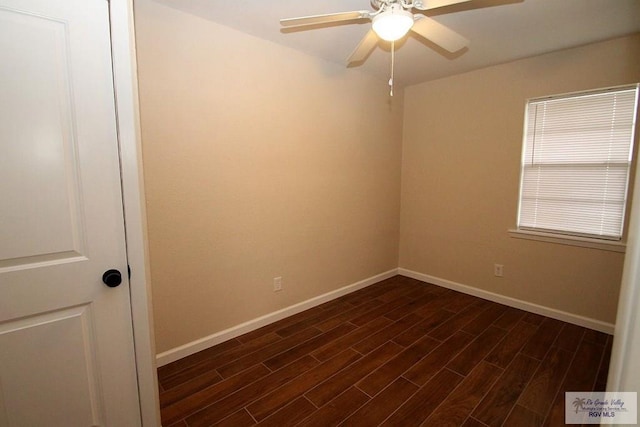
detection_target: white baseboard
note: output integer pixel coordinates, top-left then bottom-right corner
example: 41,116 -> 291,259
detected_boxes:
398,268 -> 615,334
156,268 -> 399,367
157,267 -> 615,367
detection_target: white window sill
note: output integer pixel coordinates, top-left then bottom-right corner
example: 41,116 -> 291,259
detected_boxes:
508,229 -> 626,253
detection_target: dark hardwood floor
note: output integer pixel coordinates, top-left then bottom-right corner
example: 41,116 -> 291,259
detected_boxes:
157,275 -> 612,426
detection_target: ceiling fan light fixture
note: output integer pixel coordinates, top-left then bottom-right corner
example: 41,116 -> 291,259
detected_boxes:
372,4 -> 414,42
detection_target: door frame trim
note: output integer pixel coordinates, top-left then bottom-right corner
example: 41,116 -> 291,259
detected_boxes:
607,125 -> 640,392
110,0 -> 161,425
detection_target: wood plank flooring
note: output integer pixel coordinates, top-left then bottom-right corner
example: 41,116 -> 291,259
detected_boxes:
157,275 -> 612,426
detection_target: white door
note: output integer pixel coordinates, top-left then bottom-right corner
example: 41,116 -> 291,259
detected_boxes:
0,0 -> 141,425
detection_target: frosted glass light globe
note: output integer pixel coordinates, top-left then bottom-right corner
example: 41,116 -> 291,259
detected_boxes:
372,4 -> 414,42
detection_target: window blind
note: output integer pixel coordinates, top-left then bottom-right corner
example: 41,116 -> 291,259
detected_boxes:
518,85 -> 638,240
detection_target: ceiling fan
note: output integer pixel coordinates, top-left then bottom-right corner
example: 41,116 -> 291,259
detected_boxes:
280,0 -> 472,65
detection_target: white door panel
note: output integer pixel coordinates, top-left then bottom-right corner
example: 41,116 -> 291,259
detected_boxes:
0,0 -> 141,425
0,6 -> 84,267
0,305 -> 101,426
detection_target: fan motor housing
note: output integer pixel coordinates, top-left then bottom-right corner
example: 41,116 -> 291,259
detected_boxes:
371,0 -> 422,11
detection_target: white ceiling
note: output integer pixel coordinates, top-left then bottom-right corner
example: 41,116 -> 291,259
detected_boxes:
154,0 -> 640,87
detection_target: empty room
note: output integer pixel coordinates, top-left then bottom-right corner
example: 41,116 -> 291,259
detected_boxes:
133,0 -> 640,425
138,0 -> 640,425
2,0 -> 640,426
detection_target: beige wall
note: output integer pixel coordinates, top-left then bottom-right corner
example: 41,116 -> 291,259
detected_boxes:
134,1 -> 403,353
400,34 -> 640,325
136,0 -> 638,354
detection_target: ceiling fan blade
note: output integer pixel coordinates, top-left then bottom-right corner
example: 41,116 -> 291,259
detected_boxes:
347,29 -> 379,65
412,0 -> 471,11
410,16 -> 469,52
280,11 -> 371,27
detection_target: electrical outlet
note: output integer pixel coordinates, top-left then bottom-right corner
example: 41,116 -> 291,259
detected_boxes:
273,277 -> 282,292
494,264 -> 504,277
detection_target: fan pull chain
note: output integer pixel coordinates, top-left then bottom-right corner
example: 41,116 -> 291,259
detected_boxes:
389,41 -> 395,97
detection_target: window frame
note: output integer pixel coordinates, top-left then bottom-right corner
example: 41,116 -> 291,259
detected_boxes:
511,84 -> 639,251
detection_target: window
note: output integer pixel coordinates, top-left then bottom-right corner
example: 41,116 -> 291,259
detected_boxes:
516,85 -> 638,242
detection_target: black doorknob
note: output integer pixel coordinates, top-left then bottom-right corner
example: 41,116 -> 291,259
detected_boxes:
102,269 -> 122,288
